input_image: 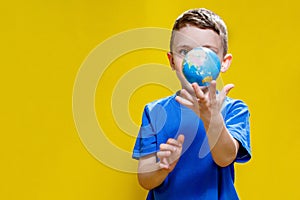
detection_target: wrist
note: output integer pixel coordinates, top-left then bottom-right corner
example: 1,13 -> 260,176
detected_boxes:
202,113 -> 224,131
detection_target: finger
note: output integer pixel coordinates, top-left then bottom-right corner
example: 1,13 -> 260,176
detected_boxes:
192,83 -> 206,102
159,157 -> 169,169
157,150 -> 171,158
180,89 -> 195,102
176,134 -> 185,146
160,143 -> 177,152
159,158 -> 170,169
208,80 -> 217,102
219,83 -> 234,103
167,138 -> 182,147
159,163 -> 169,169
175,95 -> 194,107
224,84 -> 235,95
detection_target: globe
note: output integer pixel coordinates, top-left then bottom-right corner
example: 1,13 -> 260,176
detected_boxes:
182,47 -> 221,86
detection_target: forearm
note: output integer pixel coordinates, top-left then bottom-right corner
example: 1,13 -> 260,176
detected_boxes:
138,163 -> 169,190
137,155 -> 169,190
203,113 -> 239,167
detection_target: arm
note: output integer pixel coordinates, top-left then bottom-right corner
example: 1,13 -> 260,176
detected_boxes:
176,81 -> 238,167
137,135 -> 185,190
137,154 -> 169,190
202,112 -> 239,167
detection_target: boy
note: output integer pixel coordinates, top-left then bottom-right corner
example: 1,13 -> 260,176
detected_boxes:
132,8 -> 251,200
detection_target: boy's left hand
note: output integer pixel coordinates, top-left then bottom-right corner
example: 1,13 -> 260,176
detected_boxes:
175,81 -> 234,124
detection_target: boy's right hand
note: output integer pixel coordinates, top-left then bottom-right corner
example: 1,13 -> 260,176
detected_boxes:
157,134 -> 185,172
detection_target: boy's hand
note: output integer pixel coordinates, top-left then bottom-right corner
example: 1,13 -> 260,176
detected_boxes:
157,134 -> 185,171
175,80 -> 234,124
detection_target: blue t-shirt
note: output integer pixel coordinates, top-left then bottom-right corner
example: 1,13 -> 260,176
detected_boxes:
132,94 -> 251,200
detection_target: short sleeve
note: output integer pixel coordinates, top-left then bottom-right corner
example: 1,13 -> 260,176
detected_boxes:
132,106 -> 157,160
223,99 -> 251,163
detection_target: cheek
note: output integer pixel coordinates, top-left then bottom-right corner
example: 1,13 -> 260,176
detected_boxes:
173,57 -> 184,71
217,53 -> 224,63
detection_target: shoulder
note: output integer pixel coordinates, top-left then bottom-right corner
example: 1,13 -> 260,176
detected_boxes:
224,96 -> 249,108
221,97 -> 250,119
145,94 -> 178,112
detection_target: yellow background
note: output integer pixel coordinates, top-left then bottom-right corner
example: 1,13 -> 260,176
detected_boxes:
2,0 -> 300,199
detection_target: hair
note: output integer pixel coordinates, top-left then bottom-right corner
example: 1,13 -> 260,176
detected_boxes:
170,8 -> 228,56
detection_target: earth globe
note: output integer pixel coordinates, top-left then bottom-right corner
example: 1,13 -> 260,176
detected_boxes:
182,47 -> 221,86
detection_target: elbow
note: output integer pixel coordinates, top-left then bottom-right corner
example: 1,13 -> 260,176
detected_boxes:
215,139 -> 239,167
215,159 -> 233,168
214,150 -> 237,168
137,173 -> 155,190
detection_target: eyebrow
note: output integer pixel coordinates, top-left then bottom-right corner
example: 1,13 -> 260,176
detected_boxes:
201,45 -> 219,53
176,44 -> 218,51
174,44 -> 193,50
173,43 -> 220,55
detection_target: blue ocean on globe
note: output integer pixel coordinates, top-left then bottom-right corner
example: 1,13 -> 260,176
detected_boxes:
182,47 -> 221,86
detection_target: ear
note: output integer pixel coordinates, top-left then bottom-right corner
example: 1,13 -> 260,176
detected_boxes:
220,53 -> 233,73
167,52 -> 176,70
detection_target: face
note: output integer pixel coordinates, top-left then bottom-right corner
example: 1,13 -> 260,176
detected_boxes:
168,25 -> 232,93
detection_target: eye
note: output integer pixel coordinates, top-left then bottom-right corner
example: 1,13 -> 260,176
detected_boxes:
202,46 -> 218,55
210,49 -> 218,54
179,49 -> 189,56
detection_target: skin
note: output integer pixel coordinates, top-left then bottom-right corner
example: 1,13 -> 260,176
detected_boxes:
137,25 -> 240,190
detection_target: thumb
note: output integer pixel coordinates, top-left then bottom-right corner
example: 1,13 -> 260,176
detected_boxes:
223,83 -> 234,95
176,134 -> 185,146
220,84 -> 234,103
